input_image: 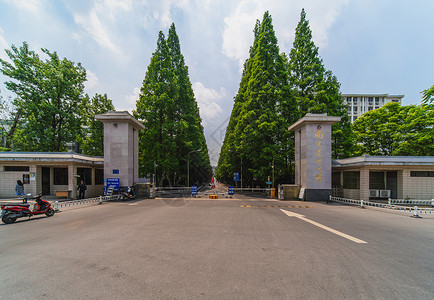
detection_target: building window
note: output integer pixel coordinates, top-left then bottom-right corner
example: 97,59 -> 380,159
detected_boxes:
77,168 -> 92,185
375,97 -> 379,105
353,97 -> 358,104
353,107 -> 358,112
343,171 -> 360,189
410,171 -> 434,177
369,172 -> 385,189
95,169 -> 104,185
54,168 -> 68,185
368,107 -> 373,111
332,172 -> 341,186
353,116 -> 358,122
4,166 -> 30,172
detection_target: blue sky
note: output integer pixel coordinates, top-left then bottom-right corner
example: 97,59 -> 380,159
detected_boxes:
1,0 -> 433,165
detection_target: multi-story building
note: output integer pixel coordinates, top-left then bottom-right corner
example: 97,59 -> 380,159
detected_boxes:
342,93 -> 404,123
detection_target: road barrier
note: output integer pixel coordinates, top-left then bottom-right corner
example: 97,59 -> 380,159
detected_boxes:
388,198 -> 434,206
54,195 -> 121,212
329,196 -> 434,218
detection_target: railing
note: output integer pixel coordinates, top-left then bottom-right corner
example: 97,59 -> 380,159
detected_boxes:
54,195 -> 121,211
389,198 -> 434,206
329,196 -> 434,217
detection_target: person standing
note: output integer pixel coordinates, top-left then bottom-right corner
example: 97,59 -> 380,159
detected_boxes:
77,180 -> 87,199
15,180 -> 24,196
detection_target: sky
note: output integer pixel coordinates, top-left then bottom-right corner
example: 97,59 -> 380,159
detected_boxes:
0,0 -> 433,165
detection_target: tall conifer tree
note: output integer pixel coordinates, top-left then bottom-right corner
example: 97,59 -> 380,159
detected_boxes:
217,12 -> 298,185
167,24 -> 212,184
288,9 -> 352,158
135,27 -> 211,186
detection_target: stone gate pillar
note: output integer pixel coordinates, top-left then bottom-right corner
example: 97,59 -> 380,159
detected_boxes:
95,111 -> 145,187
289,113 -> 340,201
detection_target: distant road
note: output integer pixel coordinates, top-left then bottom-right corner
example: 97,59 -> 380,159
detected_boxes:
1,197 -> 433,299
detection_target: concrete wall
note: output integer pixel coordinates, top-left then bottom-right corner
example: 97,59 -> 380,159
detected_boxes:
402,169 -> 434,200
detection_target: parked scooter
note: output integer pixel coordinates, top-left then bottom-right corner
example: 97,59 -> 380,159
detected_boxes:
1,193 -> 55,224
121,186 -> 136,201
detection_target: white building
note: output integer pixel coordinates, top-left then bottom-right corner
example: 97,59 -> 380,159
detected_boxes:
342,93 -> 404,123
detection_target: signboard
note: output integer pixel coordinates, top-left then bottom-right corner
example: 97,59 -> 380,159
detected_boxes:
266,182 -> 272,185
112,169 -> 120,175
233,172 -> 239,181
191,185 -> 198,196
298,187 -> 305,200
104,178 -> 120,195
228,186 -> 234,195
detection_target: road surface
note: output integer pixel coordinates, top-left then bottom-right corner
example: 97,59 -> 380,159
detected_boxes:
1,196 -> 433,299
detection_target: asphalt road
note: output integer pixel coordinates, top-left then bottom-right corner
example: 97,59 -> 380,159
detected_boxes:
1,195 -> 433,300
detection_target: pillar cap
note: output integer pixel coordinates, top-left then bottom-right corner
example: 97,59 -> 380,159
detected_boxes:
95,111 -> 145,130
288,113 -> 341,132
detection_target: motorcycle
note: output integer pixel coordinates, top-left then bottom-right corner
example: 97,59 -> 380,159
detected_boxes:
120,186 -> 136,201
1,193 -> 55,224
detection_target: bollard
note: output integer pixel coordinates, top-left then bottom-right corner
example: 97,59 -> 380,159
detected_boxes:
388,198 -> 391,206
360,199 -> 364,209
431,199 -> 434,207
55,201 -> 59,212
99,195 -> 103,205
411,206 -> 421,218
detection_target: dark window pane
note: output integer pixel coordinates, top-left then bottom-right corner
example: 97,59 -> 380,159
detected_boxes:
54,168 -> 68,185
77,168 -> 92,185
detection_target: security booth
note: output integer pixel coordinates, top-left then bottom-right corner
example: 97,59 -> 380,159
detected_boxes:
0,152 -> 104,199
332,156 -> 434,200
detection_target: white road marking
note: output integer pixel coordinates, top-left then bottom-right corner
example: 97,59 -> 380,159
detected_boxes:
128,203 -> 138,206
280,209 -> 368,244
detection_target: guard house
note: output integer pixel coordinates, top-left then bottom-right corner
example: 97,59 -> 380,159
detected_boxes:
95,111 -> 145,188
289,113 -> 341,201
0,152 -> 104,199
332,156 -> 434,200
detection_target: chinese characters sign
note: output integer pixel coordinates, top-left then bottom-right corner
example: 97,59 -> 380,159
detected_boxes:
314,128 -> 323,183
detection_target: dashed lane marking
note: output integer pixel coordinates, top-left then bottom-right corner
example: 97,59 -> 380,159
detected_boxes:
241,205 -> 313,208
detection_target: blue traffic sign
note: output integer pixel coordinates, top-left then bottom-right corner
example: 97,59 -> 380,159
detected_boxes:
234,172 -> 239,181
228,186 -> 234,195
104,178 -> 120,194
191,185 -> 198,195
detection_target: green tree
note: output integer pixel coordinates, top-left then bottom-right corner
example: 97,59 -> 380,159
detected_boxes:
217,12 -> 298,186
422,84 -> 434,104
0,42 -> 87,152
79,93 -> 115,156
352,102 -> 434,156
135,27 -> 211,186
167,24 -> 212,184
288,9 -> 353,158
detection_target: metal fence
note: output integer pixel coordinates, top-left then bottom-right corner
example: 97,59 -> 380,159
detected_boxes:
329,196 -> 434,217
54,195 -> 121,211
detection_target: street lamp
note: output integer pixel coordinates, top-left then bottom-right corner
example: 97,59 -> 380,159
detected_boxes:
187,149 -> 201,187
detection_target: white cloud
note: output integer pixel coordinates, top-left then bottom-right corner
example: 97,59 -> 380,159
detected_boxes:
0,27 -> 9,60
2,0 -> 41,13
85,69 -> 99,90
141,0 -> 190,28
73,8 -> 118,53
124,87 -> 140,108
222,0 -> 350,68
193,82 -> 225,124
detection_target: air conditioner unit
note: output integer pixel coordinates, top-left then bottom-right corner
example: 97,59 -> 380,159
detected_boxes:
380,190 -> 391,198
369,190 -> 379,197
